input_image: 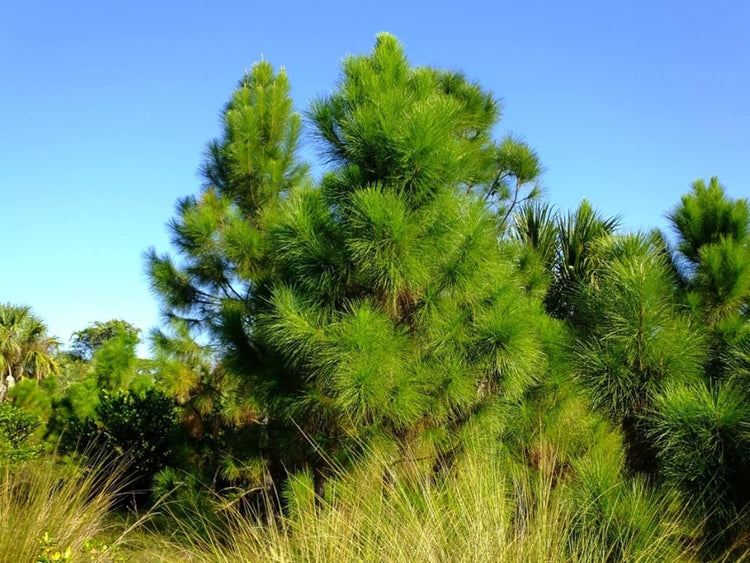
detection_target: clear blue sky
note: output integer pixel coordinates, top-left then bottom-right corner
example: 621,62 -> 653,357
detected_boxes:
1,0 -> 748,350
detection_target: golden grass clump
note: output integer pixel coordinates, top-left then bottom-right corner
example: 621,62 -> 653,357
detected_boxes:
155,445 -> 695,563
0,457 -> 126,562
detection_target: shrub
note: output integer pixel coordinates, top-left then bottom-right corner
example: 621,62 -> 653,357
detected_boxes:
77,388 -> 178,497
0,402 -> 43,463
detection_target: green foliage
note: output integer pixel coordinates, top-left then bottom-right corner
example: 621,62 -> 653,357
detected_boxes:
150,319 -> 270,494
513,201 -> 558,268
144,63 -> 309,493
668,176 -> 749,266
543,200 -> 619,322
694,236 -> 750,323
0,402 -> 43,463
532,178 -> 749,546
311,33 -> 498,204
6,33 -> 742,559
69,319 -> 140,361
205,60 -> 308,214
662,179 -> 750,541
36,532 -> 73,562
77,388 -> 177,490
576,234 -> 705,418
8,377 -> 55,421
572,233 -> 706,474
651,381 -> 750,531
62,375 -> 101,421
151,319 -> 218,408
492,136 -> 543,229
258,35 -> 551,470
146,60 -> 307,329
152,467 -> 225,541
669,177 -> 750,326
141,40 -> 750,555
42,323 -> 157,450
90,326 -> 141,390
721,317 -> 750,385
558,200 -> 619,284
148,33 -> 550,481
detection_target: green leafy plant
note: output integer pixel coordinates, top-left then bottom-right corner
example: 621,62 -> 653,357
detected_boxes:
76,388 -> 177,496
0,402 -> 43,463
36,532 -> 72,562
147,33 -> 549,486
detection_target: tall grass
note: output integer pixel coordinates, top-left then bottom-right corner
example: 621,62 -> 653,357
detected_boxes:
7,448 -> 745,561
157,446 -> 696,562
0,456 -> 127,562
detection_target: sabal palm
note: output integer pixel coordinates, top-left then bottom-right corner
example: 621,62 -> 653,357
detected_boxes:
0,303 -> 60,381
557,200 -> 620,284
513,201 -> 558,268
534,200 -> 619,323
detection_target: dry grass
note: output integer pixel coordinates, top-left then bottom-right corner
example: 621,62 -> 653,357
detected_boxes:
9,447 -> 749,562
0,456 -> 128,562
153,447 -> 696,562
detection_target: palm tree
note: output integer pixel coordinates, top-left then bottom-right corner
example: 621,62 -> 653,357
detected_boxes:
536,200 -> 619,324
0,303 -> 61,384
513,201 -> 559,268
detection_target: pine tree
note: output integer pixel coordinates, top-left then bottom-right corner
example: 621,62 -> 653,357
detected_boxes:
668,177 -> 750,327
669,177 -> 749,268
146,60 -> 309,485
149,34 -> 549,483
649,178 -> 750,543
573,233 -> 706,471
260,34 -> 551,480
146,59 -> 308,344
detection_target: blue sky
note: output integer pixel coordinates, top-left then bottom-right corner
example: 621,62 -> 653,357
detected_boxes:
1,0 -> 748,350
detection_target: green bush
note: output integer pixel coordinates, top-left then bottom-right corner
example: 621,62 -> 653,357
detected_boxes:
0,402 -> 43,463
7,377 -> 55,421
76,388 -> 178,496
